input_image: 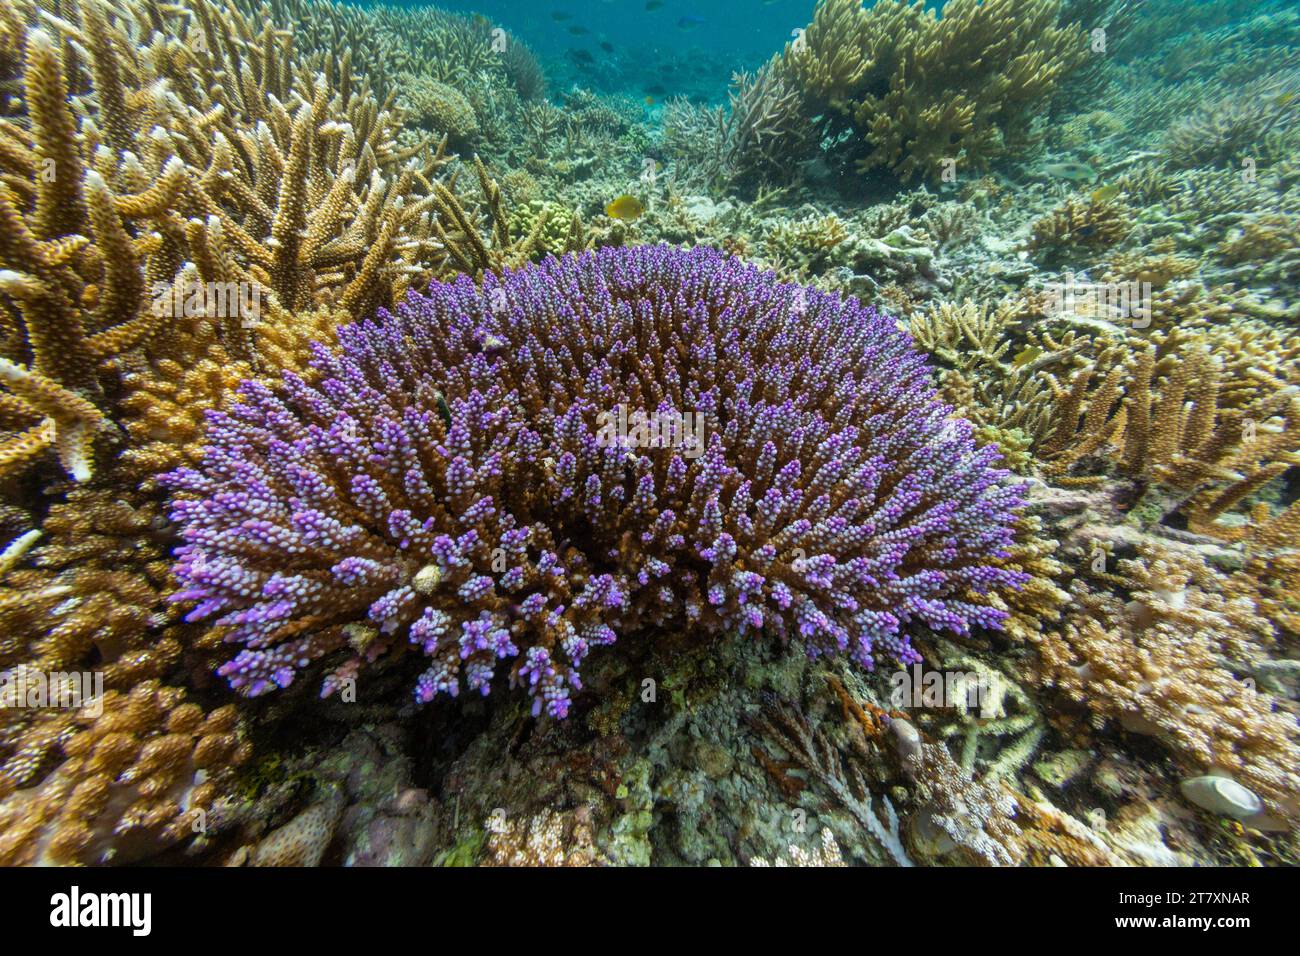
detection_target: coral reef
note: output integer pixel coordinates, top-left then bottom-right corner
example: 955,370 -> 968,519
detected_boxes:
0,0 -> 1295,873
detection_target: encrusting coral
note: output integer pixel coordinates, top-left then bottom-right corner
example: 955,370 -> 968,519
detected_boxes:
164,244 -> 1031,718
1031,546 -> 1300,825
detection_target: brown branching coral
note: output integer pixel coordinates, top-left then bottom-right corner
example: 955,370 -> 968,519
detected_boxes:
0,0 -> 449,484
1162,72 -> 1300,170
0,676 -> 249,865
1029,195 -> 1132,263
1213,214 -> 1300,287
0,480 -> 255,864
776,0 -> 1090,183
239,0 -> 546,104
1030,547 -> 1300,826
908,301 -> 1096,451
0,0 -> 469,865
719,63 -> 818,191
765,212 -> 851,273
1036,335 -> 1300,539
987,515 -> 1071,644
890,718 -> 1024,866
428,156 -> 545,279
908,299 -> 1015,372
660,63 -> 816,195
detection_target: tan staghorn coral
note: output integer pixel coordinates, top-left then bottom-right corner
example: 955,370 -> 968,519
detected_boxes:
427,155 -> 547,279
1028,195 -> 1133,264
0,0 -> 451,484
907,298 -> 1015,373
776,0 -> 1090,183
0,0 -> 471,865
908,301 -> 1098,452
717,62 -> 818,192
1036,335 -> 1300,536
238,0 -> 547,106
1162,72 -> 1299,170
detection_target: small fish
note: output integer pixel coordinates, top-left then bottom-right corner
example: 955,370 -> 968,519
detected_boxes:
600,40 -> 615,53
1090,183 -> 1122,204
1277,91 -> 1296,107
644,95 -> 656,106
677,15 -> 706,30
568,48 -> 594,65
645,1 -> 664,9
605,194 -> 645,221
645,83 -> 667,95
1012,346 -> 1043,368
551,11 -> 572,21
1042,161 -> 1097,182
569,25 -> 589,35
434,391 -> 452,428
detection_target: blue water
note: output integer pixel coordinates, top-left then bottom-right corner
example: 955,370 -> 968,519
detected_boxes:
374,0 -> 849,100
433,0 -> 812,63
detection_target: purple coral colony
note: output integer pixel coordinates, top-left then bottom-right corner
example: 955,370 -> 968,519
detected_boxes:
165,245 -> 1028,719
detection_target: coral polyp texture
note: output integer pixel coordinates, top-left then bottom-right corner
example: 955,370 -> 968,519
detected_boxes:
164,245 -> 1028,718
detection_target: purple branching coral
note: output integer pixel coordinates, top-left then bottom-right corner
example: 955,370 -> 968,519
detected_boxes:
163,245 -> 1028,718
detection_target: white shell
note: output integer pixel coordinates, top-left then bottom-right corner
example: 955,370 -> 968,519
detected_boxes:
1179,776 -> 1264,819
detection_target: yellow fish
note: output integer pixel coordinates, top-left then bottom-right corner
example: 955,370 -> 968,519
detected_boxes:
1277,91 -> 1296,107
644,96 -> 656,106
1012,346 -> 1043,368
1090,183 -> 1121,204
605,194 -> 645,221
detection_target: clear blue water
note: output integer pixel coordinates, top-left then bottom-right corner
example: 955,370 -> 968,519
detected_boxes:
364,0 -> 939,100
